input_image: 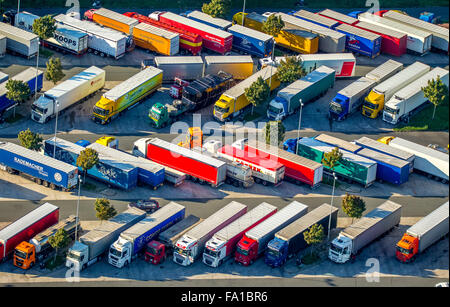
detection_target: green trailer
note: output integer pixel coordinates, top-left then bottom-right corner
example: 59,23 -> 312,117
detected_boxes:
296,137 -> 377,187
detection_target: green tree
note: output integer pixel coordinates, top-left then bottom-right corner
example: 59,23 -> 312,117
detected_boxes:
264,120 -> 285,146
45,57 -> 65,85
5,79 -> 31,105
322,147 -> 343,172
303,223 -> 325,255
48,228 -> 69,262
76,148 -> 99,181
18,128 -> 43,151
201,0 -> 231,18
32,14 -> 56,40
277,55 -> 306,83
341,193 -> 366,223
422,76 -> 449,120
244,76 -> 270,115
94,198 -> 117,224
262,14 -> 284,37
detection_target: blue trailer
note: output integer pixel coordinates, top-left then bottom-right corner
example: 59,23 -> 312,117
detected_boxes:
335,23 -> 382,58
355,147 -> 410,185
108,202 -> 185,268
44,137 -> 138,190
228,24 -> 274,58
0,67 -> 43,118
0,141 -> 79,190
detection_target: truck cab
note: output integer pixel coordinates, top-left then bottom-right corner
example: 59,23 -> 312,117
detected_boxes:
264,237 -> 287,267
31,94 -> 56,123
148,103 -> 169,128
328,235 -> 353,263
362,90 -> 384,118
329,93 -> 348,121
267,96 -> 287,121
234,235 -> 258,266
92,96 -> 114,124
96,136 -> 118,149
395,234 -> 418,263
382,100 -> 401,124
145,240 -> 166,264
132,138 -> 148,157
173,235 -> 197,266
13,242 -> 35,269
108,237 -> 132,268
213,95 -> 234,122
203,236 -> 227,267
178,127 -> 203,149
66,241 -> 89,271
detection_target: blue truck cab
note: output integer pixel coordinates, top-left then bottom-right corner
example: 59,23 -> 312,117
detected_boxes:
265,237 -> 289,267
75,140 -> 91,147
329,92 -> 350,121
283,138 -> 299,153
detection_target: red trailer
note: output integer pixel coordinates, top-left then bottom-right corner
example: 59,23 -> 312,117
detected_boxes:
245,140 -> 323,188
156,12 -> 233,54
354,21 -> 407,56
0,203 -> 59,262
143,138 -> 227,187
123,12 -> 203,55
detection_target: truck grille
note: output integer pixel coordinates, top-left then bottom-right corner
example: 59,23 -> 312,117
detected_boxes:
174,254 -> 184,264
32,114 -> 41,122
16,260 -> 24,266
363,109 -> 372,117
203,255 -> 214,266
383,113 -> 394,123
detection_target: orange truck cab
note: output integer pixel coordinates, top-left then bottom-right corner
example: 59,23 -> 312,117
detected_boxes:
13,242 -> 36,269
395,234 -> 419,262
178,127 -> 203,149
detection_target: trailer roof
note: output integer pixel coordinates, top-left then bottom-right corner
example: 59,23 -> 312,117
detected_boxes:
293,10 -> 339,28
355,21 -> 406,39
276,203 -> 338,241
103,67 -> 162,101
314,134 -> 362,153
94,8 -> 139,27
342,200 -> 402,239
187,10 -> 232,29
0,203 -> 58,243
246,201 -> 308,241
159,214 -> 201,242
32,215 -> 77,243
407,202 -> 449,237
228,24 -> 273,42
120,202 -> 185,241
134,22 -> 179,40
46,137 -> 84,154
318,9 -> 359,25
0,22 -> 39,40
357,148 -> 410,168
354,136 -> 414,161
154,56 -> 204,65
365,59 -> 403,82
299,53 -> 356,61
335,23 -> 381,41
223,66 -> 278,98
204,55 -> 254,64
0,141 -> 78,173
218,144 -> 284,171
337,76 -> 376,100
389,137 -> 449,162
0,68 -> 44,96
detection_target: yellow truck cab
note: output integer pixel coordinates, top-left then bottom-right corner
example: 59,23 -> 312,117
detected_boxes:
377,136 -> 395,145
362,90 -> 385,118
13,242 -> 36,269
96,136 -> 118,149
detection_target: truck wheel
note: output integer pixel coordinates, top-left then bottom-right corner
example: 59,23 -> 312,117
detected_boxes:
82,264 -> 87,270
100,52 -> 105,57
50,183 -> 57,190
262,180 -> 268,186
43,181 -> 49,188
35,178 -> 43,185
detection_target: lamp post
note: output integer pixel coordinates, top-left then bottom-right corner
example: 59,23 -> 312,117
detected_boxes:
75,174 -> 81,242
327,172 -> 337,241
241,0 -> 246,26
17,0 -> 20,15
53,101 -> 59,158
295,99 -> 304,155
34,39 -> 39,102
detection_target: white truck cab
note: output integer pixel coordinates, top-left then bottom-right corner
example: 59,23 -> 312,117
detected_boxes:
202,236 -> 227,267
132,138 -> 148,157
108,237 -> 132,268
173,235 -> 197,266
328,235 -> 352,263
267,98 -> 285,121
31,94 -> 57,123
66,241 -> 89,271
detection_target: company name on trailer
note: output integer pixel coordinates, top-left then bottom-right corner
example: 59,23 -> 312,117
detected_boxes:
13,156 -> 48,177
53,33 -> 78,47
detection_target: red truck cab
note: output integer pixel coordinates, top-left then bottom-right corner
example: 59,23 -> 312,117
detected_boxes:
396,234 -> 419,262
234,235 -> 258,266
145,240 -> 166,264
84,9 -> 96,21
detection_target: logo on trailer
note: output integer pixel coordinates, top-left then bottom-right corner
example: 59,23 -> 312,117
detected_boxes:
54,172 -> 62,182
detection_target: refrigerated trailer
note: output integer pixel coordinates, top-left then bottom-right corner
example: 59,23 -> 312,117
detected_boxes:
42,24 -> 89,56
314,133 -> 362,153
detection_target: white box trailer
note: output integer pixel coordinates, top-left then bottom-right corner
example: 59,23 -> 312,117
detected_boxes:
44,24 -> 89,55
186,10 -> 232,30
387,137 -> 449,182
31,66 -> 105,123
383,67 -> 449,125
0,22 -> 39,58
54,14 -> 128,59
14,11 -> 39,32
357,13 -> 432,55
382,10 -> 449,53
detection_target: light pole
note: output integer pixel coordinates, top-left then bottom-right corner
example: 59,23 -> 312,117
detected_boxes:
241,0 -> 246,26
327,172 -> 337,241
34,39 -> 39,103
17,0 -> 20,15
75,174 -> 81,242
53,101 -> 59,158
295,99 -> 304,155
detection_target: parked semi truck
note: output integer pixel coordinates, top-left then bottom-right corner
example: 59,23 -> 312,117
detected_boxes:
235,201 -> 308,266
265,203 -> 338,267
0,21 -> 39,58
334,23 -> 382,58
268,65 -> 335,120
396,201 -> 449,263
0,141 -> 79,191
330,59 -> 403,121
173,201 -> 247,266
329,200 -> 402,263
383,67 -> 449,125
145,215 -> 203,264
66,207 -> 146,271
186,10 -> 232,30
108,202 -> 185,268
203,56 -> 254,80
0,203 -> 59,262
214,66 -> 280,122
32,66 -> 105,123
85,8 -> 139,35
93,66 -> 162,124
227,24 -> 273,58
362,61 -> 430,119
203,202 -> 277,267
13,215 -> 80,269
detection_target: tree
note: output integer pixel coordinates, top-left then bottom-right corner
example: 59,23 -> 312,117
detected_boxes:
5,79 -> 31,105
264,120 -> 285,146
18,128 -> 43,151
32,14 -> 56,40
341,193 -> 366,223
277,55 -> 306,83
48,228 -> 70,262
45,57 -> 65,85
201,0 -> 231,18
262,14 -> 284,37
422,76 -> 449,120
76,148 -> 99,181
322,147 -> 343,172
303,223 -> 325,255
244,76 -> 270,115
94,198 -> 117,224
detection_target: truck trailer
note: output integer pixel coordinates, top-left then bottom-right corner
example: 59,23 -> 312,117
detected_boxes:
330,59 -> 403,120
0,21 -> 39,58
108,202 -> 185,268
396,201 -> 449,262
235,201 -> 308,266
204,55 -> 254,80
43,24 -> 89,56
313,133 -> 362,153
265,203 -> 338,267
334,23 -> 382,58
329,200 -> 402,263
92,67 -> 162,124
293,10 -> 340,29
66,207 -> 146,271
132,22 -> 179,55
227,25 -> 273,58
317,9 -> 359,25
173,201 -> 247,266
186,10 -> 232,30
32,66 -> 105,123
85,8 -> 139,35
153,56 -> 204,81
267,65 -> 336,120
203,202 -> 277,267
0,203 -> 59,262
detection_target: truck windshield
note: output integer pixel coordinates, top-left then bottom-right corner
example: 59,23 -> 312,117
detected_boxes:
149,109 -> 160,120
93,106 -> 109,116
396,245 -> 412,255
31,104 -> 47,115
363,100 -> 378,110
67,251 -> 81,261
384,106 -> 399,115
146,245 -> 159,255
204,247 -> 219,258
329,243 -> 343,254
236,246 -> 248,256
214,105 -> 229,114
266,247 -> 279,258
268,104 -> 281,114
14,249 -> 28,259
329,101 -> 342,114
109,247 -> 122,257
